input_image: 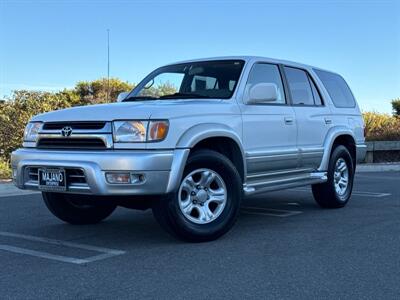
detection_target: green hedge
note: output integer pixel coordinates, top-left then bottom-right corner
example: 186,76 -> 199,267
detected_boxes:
0,158 -> 11,179
0,78 -> 133,162
363,112 -> 400,141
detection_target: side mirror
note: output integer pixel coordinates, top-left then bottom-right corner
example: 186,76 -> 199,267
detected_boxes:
247,83 -> 278,104
117,92 -> 129,102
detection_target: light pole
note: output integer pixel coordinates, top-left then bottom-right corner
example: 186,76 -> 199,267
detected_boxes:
106,29 -> 110,102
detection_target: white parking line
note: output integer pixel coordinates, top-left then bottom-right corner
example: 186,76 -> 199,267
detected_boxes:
348,191 -> 392,197
0,231 -> 126,264
0,245 -> 89,264
357,173 -> 400,180
290,188 -> 391,198
241,206 -> 303,217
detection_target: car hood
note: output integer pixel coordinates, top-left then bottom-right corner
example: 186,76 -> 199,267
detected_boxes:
31,99 -> 235,122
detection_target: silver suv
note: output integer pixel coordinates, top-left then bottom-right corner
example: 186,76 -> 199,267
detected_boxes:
12,56 -> 366,242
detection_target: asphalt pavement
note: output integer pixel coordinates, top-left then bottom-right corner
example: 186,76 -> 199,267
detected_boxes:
0,171 -> 399,299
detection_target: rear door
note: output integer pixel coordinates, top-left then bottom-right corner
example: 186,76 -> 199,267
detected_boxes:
282,66 -> 332,170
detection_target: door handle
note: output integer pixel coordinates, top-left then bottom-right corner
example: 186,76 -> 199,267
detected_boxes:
324,117 -> 332,125
284,117 -> 294,125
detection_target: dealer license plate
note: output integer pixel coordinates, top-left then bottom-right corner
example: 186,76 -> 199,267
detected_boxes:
38,168 -> 66,191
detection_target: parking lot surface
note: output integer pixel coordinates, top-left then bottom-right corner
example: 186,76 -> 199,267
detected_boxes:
0,171 -> 399,299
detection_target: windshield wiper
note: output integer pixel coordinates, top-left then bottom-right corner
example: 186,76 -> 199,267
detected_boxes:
123,93 -> 213,101
123,96 -> 159,102
158,93 -> 212,99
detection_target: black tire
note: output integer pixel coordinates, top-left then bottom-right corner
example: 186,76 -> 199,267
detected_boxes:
152,149 -> 242,242
42,192 -> 116,225
312,145 -> 354,208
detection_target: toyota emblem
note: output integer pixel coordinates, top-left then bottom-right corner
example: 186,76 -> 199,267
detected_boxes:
61,126 -> 73,137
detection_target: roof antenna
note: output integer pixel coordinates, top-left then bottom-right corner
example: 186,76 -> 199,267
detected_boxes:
106,29 -> 110,102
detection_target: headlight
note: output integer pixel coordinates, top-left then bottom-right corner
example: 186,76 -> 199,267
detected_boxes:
24,122 -> 42,142
113,121 -> 147,142
113,120 -> 169,143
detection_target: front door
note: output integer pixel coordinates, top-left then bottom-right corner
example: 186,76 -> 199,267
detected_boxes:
240,62 -> 298,175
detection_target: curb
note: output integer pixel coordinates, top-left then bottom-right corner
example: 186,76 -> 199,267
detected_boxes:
356,163 -> 400,172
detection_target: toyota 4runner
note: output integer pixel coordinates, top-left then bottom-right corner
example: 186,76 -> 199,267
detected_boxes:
12,56 -> 367,242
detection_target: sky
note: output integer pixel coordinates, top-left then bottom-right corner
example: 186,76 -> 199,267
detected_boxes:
1,0 -> 399,113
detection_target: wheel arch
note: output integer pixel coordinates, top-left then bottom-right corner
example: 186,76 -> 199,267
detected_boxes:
176,123 -> 246,182
318,127 -> 357,171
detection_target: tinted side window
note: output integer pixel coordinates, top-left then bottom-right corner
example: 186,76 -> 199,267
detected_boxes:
284,67 -> 314,105
309,77 -> 323,106
246,63 -> 286,104
314,69 -> 356,108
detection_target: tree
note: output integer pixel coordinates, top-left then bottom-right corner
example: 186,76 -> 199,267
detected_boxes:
392,98 -> 400,116
75,78 -> 134,104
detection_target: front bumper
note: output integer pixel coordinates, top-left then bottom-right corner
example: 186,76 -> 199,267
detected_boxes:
11,148 -> 189,195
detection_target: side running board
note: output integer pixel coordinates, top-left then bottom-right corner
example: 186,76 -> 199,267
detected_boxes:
243,171 -> 327,196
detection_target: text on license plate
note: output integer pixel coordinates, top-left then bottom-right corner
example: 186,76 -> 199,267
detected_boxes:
38,168 -> 66,191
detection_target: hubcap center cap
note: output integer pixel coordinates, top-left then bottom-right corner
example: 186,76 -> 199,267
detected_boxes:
194,189 -> 208,203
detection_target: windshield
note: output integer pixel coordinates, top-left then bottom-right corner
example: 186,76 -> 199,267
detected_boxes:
124,60 -> 245,101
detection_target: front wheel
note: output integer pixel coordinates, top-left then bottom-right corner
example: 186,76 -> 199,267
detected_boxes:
152,149 -> 242,242
312,145 -> 354,208
43,192 -> 116,225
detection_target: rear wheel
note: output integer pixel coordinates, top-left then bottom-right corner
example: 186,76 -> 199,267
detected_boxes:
42,192 -> 116,225
152,149 -> 242,242
312,145 -> 354,208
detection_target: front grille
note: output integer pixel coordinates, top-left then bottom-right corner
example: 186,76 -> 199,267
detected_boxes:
28,167 -> 39,182
42,122 -> 106,130
26,167 -> 87,186
66,169 -> 86,185
37,138 -> 106,149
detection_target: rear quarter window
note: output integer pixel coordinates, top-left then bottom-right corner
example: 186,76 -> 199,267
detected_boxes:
314,69 -> 356,108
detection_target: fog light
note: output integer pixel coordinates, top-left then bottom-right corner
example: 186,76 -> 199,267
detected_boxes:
105,172 -> 131,184
12,168 -> 17,180
130,174 -> 140,184
130,174 -> 145,184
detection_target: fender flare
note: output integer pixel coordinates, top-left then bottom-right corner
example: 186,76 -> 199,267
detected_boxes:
176,123 -> 247,178
318,126 -> 356,171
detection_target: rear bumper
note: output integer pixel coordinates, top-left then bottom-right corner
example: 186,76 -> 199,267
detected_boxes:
11,148 -> 189,196
356,143 -> 367,163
